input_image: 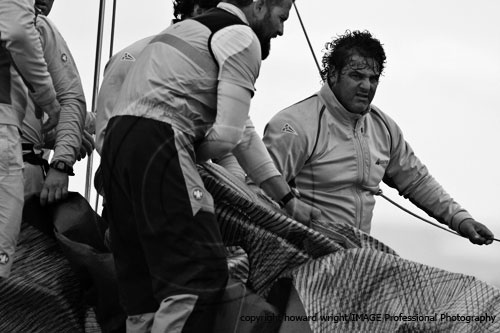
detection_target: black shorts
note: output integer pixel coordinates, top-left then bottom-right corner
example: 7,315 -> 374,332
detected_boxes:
101,116 -> 228,316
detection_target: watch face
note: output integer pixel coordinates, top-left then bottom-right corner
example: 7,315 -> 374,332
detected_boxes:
292,187 -> 301,198
50,160 -> 74,175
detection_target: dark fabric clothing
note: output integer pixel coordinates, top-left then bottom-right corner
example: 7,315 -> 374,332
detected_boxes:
101,116 -> 228,328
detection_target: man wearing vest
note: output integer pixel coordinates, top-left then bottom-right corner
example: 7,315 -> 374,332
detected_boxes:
94,0 -> 221,156
263,30 -> 494,245
101,1 -> 318,331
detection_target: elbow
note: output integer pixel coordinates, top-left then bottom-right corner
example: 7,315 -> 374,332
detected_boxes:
207,124 -> 244,149
197,125 -> 244,161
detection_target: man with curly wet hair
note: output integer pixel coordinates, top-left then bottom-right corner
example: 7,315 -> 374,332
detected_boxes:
264,30 -> 494,245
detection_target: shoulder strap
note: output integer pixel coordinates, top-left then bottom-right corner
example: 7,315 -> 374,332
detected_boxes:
191,8 -> 246,64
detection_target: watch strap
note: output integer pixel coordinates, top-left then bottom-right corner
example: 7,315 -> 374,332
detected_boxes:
49,160 -> 75,176
278,190 -> 296,208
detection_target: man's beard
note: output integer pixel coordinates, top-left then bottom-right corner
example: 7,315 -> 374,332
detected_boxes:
259,36 -> 271,60
253,22 -> 271,60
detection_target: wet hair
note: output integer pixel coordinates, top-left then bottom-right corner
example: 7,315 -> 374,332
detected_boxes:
320,30 -> 386,82
173,0 -> 221,21
223,0 -> 253,5
222,0 -> 292,8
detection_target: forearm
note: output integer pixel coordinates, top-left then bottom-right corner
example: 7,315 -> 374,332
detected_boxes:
260,175 -> 292,202
214,153 -> 246,183
197,125 -> 244,162
233,123 -> 280,186
387,148 -> 472,231
38,16 -> 87,164
51,100 -> 86,164
404,173 -> 473,231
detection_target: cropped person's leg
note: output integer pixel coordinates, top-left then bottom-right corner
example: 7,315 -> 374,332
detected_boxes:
0,125 -> 24,278
23,162 -> 44,198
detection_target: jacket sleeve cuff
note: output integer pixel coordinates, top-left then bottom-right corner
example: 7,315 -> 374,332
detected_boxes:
38,98 -> 61,115
449,211 -> 474,232
246,160 -> 281,186
50,151 -> 76,166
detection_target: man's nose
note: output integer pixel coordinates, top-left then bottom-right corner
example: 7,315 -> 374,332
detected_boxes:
359,78 -> 370,90
277,23 -> 284,36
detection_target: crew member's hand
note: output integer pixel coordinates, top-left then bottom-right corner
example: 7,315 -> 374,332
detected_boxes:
284,198 -> 321,227
40,104 -> 61,133
77,130 -> 95,161
458,219 -> 494,245
85,111 -> 96,135
40,168 -> 69,206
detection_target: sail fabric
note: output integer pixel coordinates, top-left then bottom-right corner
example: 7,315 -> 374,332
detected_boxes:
199,162 -> 500,332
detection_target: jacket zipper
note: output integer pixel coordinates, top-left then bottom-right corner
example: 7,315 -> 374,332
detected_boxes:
353,120 -> 364,230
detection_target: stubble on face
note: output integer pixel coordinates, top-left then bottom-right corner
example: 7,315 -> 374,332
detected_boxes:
253,12 -> 272,60
330,54 -> 381,114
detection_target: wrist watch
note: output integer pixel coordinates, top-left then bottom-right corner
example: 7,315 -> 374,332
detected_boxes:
278,187 -> 300,208
49,160 -> 75,176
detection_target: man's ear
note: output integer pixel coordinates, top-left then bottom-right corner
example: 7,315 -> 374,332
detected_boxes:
328,67 -> 338,87
252,0 -> 267,20
192,4 -> 204,17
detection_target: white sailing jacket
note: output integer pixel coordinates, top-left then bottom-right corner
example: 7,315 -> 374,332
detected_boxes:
264,83 -> 472,233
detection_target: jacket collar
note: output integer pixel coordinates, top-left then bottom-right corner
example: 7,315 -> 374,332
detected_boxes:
317,83 -> 369,126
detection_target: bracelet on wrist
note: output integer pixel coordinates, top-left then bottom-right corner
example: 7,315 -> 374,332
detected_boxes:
456,219 -> 469,236
278,187 -> 300,209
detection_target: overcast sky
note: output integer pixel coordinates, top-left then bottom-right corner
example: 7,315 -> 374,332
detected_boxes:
48,0 -> 500,286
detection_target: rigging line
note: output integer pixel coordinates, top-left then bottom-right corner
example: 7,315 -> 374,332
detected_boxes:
95,0 -> 117,211
85,0 -> 107,202
376,190 -> 500,243
293,2 -> 321,76
109,0 -> 117,58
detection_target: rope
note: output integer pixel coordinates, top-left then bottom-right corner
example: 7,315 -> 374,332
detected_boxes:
376,189 -> 500,243
293,3 -> 321,76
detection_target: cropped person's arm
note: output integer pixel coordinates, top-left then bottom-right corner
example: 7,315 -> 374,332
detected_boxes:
35,16 -> 86,205
0,0 -> 60,131
233,119 -> 321,225
37,16 -> 86,166
382,114 -> 493,245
